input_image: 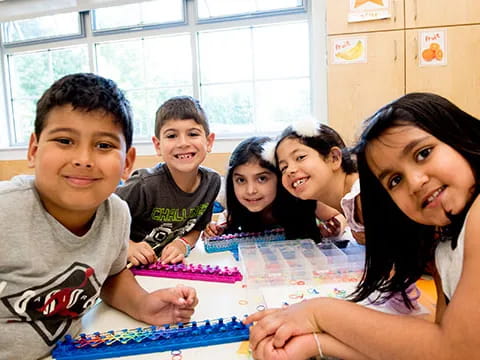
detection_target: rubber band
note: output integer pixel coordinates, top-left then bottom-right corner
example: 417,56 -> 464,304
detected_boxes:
313,332 -> 324,359
176,237 -> 192,257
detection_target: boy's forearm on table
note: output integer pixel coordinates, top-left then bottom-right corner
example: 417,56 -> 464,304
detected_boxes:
100,269 -> 148,319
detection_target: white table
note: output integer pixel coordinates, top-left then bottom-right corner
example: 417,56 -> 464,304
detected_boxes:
47,241 -> 261,360
46,236 -> 435,360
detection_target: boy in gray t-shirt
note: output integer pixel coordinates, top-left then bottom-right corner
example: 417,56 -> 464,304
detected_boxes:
116,96 -> 221,265
0,74 -> 198,360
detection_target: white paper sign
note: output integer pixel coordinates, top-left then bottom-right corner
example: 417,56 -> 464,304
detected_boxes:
419,29 -> 447,66
332,37 -> 367,64
348,0 -> 391,23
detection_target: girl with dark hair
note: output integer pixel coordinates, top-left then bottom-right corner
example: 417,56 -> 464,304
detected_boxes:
204,136 -> 336,242
245,93 -> 480,360
272,119 -> 364,244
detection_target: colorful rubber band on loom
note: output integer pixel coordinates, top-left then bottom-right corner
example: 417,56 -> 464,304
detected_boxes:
130,262 -> 243,283
52,316 -> 250,360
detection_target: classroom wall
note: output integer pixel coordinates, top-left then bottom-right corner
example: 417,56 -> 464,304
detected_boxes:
0,153 -> 231,181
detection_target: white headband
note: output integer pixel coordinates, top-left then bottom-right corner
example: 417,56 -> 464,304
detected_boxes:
291,115 -> 320,137
260,139 -> 277,166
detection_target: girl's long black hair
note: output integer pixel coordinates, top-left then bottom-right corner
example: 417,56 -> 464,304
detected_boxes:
225,136 -> 320,242
351,92 -> 480,307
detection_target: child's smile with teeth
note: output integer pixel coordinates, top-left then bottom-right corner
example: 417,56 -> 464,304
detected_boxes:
176,153 -> 194,160
422,185 -> 446,208
293,178 -> 307,189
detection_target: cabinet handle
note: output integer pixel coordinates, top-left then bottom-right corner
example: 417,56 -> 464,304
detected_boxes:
392,0 -> 396,22
394,39 -> 398,61
413,0 -> 418,22
413,36 -> 418,61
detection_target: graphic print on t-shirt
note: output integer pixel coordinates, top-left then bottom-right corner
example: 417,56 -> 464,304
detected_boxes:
1,262 -> 101,345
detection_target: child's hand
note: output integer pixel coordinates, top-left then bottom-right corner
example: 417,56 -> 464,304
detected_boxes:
250,333 -> 319,360
128,240 -> 156,266
137,285 -> 198,325
352,230 -> 366,245
160,239 -> 186,264
318,216 -> 342,238
245,302 -> 319,353
203,222 -> 226,237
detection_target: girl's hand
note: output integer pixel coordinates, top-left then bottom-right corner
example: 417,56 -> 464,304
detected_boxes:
245,302 -> 319,352
319,216 -> 342,238
138,285 -> 198,325
352,230 -> 366,245
127,240 -> 157,266
159,239 -> 186,264
203,222 -> 226,237
251,333 -> 319,360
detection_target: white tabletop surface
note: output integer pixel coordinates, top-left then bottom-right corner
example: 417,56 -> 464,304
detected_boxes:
47,241 -> 261,360
46,233 -> 433,360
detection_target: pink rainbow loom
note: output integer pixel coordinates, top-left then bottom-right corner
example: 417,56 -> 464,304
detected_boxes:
130,262 -> 243,283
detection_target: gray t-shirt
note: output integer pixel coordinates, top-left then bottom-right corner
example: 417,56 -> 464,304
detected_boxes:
116,163 -> 221,253
0,175 -> 130,360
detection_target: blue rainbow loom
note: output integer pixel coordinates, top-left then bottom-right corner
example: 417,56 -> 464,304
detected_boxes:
52,316 -> 250,360
203,228 -> 286,260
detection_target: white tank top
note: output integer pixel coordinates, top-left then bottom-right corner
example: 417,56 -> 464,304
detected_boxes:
435,220 -> 466,300
340,178 -> 364,233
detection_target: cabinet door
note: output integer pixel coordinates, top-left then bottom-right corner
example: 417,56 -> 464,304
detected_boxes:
406,25 -> 480,118
327,0 -> 404,35
405,0 -> 480,28
328,31 -> 405,145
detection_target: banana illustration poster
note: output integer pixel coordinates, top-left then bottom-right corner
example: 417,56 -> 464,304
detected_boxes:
331,37 -> 367,64
348,0 -> 391,23
419,29 -> 447,67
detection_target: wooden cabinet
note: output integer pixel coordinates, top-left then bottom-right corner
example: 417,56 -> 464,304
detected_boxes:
327,31 -> 404,145
326,1 -> 480,144
405,24 -> 480,118
327,0 -> 404,35
405,0 -> 480,28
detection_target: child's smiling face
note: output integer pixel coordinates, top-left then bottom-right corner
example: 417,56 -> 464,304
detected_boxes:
276,137 -> 336,201
154,118 -> 214,176
233,160 -> 278,213
365,125 -> 476,226
28,104 -> 134,233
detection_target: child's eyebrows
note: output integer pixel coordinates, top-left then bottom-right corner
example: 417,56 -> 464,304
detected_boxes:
46,128 -> 120,141
162,127 -> 202,132
95,131 -> 122,142
47,127 -> 77,135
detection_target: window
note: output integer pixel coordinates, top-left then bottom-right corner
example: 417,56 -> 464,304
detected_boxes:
197,0 -> 305,21
92,0 -> 184,33
95,34 -> 193,138
0,0 -> 316,148
198,22 -> 310,135
7,46 -> 89,144
1,12 -> 82,45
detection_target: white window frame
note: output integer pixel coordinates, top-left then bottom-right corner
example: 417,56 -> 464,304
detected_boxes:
0,0 -> 327,160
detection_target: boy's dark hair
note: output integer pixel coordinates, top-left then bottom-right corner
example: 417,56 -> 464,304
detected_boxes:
351,92 -> 480,308
276,123 -> 357,174
154,96 -> 210,138
225,136 -> 321,242
35,73 -> 134,149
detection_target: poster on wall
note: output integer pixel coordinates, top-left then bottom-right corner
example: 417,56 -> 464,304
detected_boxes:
348,0 -> 391,23
419,29 -> 447,66
331,37 -> 367,64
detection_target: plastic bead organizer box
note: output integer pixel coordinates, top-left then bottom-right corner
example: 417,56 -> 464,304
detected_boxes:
52,316 -> 250,360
